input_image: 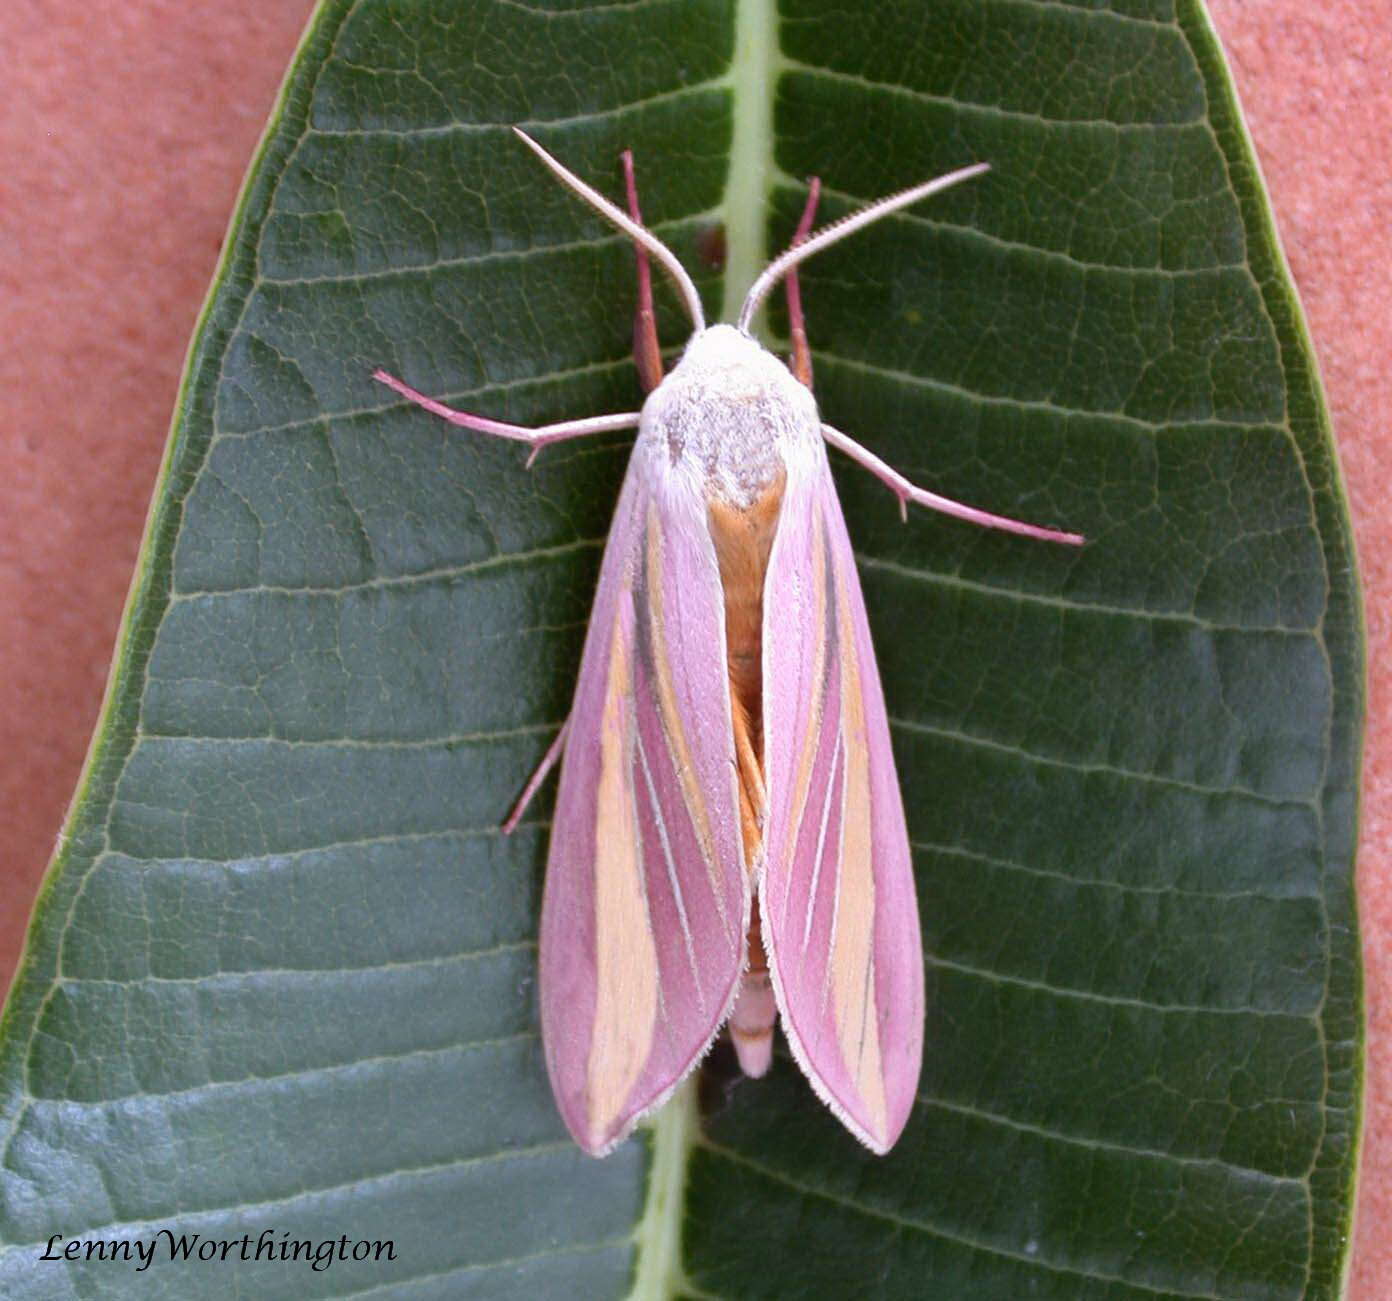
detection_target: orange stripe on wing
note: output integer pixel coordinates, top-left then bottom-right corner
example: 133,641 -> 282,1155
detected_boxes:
586,601 -> 659,1147
828,535 -> 888,1139
641,506 -> 734,938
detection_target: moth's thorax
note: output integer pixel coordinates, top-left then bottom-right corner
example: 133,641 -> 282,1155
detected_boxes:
639,324 -> 821,508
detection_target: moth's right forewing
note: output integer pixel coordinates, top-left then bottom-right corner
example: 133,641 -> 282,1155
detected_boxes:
760,454 -> 924,1154
539,438 -> 748,1155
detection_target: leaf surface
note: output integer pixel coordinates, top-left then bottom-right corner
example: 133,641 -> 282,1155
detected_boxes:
0,1 -> 1361,1297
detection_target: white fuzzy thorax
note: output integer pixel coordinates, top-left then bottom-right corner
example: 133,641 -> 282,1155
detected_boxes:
638,325 -> 822,509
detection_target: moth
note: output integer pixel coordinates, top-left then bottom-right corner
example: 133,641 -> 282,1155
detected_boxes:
375,130 -> 1082,1156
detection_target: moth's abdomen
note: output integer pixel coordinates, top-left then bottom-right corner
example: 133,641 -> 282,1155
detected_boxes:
728,922 -> 776,1076
709,473 -> 784,859
709,472 -> 786,1077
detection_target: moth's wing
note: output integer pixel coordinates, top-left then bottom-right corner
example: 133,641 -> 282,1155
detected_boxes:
539,439 -> 748,1156
760,454 -> 924,1153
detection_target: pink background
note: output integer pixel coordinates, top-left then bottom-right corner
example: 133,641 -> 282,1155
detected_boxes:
1,1 -> 1385,1290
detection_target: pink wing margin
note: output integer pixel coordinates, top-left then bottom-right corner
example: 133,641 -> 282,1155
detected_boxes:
760,453 -> 924,1153
539,438 -> 749,1156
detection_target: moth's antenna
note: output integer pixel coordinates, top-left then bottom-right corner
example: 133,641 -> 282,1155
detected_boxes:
513,128 -> 706,332
737,162 -> 991,333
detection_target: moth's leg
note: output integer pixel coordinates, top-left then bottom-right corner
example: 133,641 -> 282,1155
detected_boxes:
821,423 -> 1085,545
373,370 -> 639,467
785,177 -> 822,389
502,717 -> 571,834
622,149 -> 664,394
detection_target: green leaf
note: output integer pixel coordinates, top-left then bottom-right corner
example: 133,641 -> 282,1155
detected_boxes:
0,0 -> 1361,1297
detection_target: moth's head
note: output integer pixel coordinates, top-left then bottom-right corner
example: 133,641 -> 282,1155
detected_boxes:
680,323 -> 770,366
643,323 -> 819,498
672,324 -> 806,397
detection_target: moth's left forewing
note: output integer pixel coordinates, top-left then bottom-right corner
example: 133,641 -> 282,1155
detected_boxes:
760,453 -> 924,1153
540,439 -> 749,1155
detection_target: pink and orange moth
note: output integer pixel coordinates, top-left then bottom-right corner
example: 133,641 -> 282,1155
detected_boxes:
375,130 -> 1082,1157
